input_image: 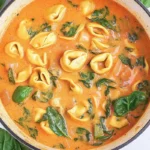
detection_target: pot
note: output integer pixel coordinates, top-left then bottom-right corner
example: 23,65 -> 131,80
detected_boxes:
0,0 -> 150,150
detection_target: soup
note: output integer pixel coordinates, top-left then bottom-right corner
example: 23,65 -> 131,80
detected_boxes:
0,0 -> 150,149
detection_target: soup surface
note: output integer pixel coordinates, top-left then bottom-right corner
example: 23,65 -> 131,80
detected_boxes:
0,0 -> 150,149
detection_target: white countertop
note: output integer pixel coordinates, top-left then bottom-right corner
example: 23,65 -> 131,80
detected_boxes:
0,1 -> 150,150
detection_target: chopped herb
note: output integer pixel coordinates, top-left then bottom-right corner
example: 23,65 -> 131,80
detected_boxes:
67,0 -> 79,7
118,54 -> 133,69
135,56 -> 146,68
124,47 -> 134,52
53,143 -> 65,149
105,99 -> 111,118
50,76 -> 58,87
128,32 -> 138,43
79,72 -> 95,88
27,126 -> 38,139
60,22 -> 79,37
76,44 -> 87,52
32,91 -> 53,103
76,127 -> 91,142
105,86 -> 116,96
8,68 -> 15,84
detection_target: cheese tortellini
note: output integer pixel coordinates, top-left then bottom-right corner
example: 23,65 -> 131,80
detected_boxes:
30,32 -> 57,49
15,65 -> 32,83
34,108 -> 54,135
5,42 -> 24,59
17,19 -> 32,40
44,5 -> 66,22
59,24 -> 85,41
29,67 -> 52,91
27,49 -> 47,66
80,0 -> 95,16
90,53 -> 113,74
91,38 -> 109,51
61,78 -> 83,94
87,23 -> 109,38
109,116 -> 128,129
60,50 -> 88,72
68,104 -> 90,122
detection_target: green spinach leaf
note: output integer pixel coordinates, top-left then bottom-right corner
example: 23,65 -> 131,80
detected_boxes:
32,91 -> 53,103
0,0 -> 5,9
118,54 -> 133,69
50,76 -> 58,87
105,99 -> 111,118
113,91 -> 148,117
141,0 -> 150,8
76,44 -> 87,52
0,128 -> 30,150
136,56 -> 146,68
46,106 -> 69,137
128,32 -> 138,43
27,126 -> 38,139
8,68 -> 15,84
60,22 -> 79,37
12,86 -> 33,103
96,78 -> 115,87
105,86 -> 116,96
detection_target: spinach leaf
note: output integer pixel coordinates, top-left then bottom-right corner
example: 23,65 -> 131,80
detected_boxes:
113,91 -> 148,117
12,86 -> 33,103
141,0 -> 150,7
60,22 -> 79,37
96,78 -> 115,87
27,28 -> 39,39
76,44 -> 87,52
76,127 -> 91,141
135,56 -> 146,68
137,80 -> 150,97
50,76 -> 58,87
53,143 -> 65,149
36,113 -> 48,123
124,47 -> 134,52
105,99 -> 111,118
128,32 -> 138,43
0,0 -> 5,9
118,54 -> 133,69
8,68 -> 15,84
46,106 -> 69,137
105,86 -> 116,96
0,128 -> 30,150
27,126 -> 38,139
32,91 -> 53,103
67,0 -> 79,7
87,98 -> 95,119
79,72 -> 95,88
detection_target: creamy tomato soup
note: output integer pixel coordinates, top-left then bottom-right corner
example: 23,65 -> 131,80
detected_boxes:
0,0 -> 150,149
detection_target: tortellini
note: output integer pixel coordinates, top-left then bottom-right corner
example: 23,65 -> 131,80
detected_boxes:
109,116 -> 128,129
44,5 -> 66,22
59,24 -> 85,41
27,49 -> 47,66
60,50 -> 88,72
29,67 -> 52,91
17,19 -> 32,40
34,108 -> 54,135
61,78 -> 83,94
15,65 -> 32,83
90,53 -> 113,74
68,104 -> 90,122
5,42 -> 24,59
91,38 -> 109,51
124,39 -> 138,56
86,23 -> 109,38
30,32 -> 57,49
80,0 -> 95,16
34,108 -> 46,122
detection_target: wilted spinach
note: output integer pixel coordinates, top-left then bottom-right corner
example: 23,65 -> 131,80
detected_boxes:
113,91 -> 148,117
135,56 -> 146,68
76,44 -> 87,52
27,126 -> 38,139
105,99 -> 112,118
128,32 -> 138,43
8,68 -> 15,84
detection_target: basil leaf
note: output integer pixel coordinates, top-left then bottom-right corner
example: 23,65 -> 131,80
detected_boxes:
8,68 -> 15,84
136,56 -> 146,68
32,91 -> 53,103
12,86 -> 33,103
141,0 -> 150,8
128,32 -> 138,43
118,54 -> 133,69
113,91 -> 148,117
76,127 -> 91,142
60,22 -> 79,37
0,128 -> 30,150
96,78 -> 115,87
67,0 -> 78,7
46,106 -> 69,137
